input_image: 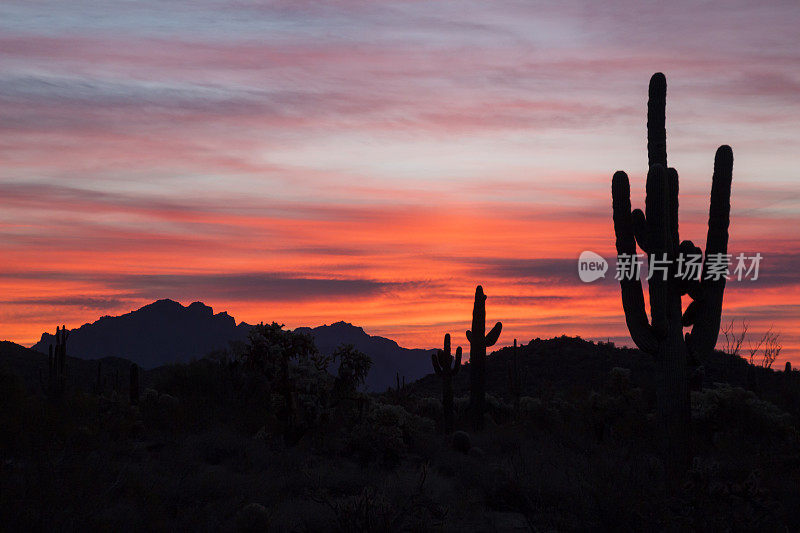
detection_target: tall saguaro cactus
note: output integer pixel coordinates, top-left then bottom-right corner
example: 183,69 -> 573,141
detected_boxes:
47,325 -> 69,398
508,339 -> 522,412
466,285 -> 502,430
432,333 -> 462,433
612,73 -> 733,490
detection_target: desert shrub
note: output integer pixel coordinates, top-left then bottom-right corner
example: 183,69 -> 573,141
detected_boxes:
346,403 -> 434,466
449,394 -> 512,426
692,384 -> 797,448
320,486 -> 403,533
235,502 -> 274,532
415,396 -> 442,423
139,388 -> 182,431
182,429 -> 247,466
682,457 -> 784,531
288,360 -> 336,434
518,396 -> 564,430
453,395 -> 470,416
452,431 -> 471,454
607,367 -> 632,395
485,393 -> 513,424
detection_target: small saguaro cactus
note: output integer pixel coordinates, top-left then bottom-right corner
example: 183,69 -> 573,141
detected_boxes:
394,371 -> 408,403
130,363 -> 140,405
432,333 -> 462,433
47,325 -> 69,398
466,285 -> 502,430
507,339 -> 522,412
612,73 -> 733,491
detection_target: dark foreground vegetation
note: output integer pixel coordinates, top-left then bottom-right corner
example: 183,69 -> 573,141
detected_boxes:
2,326 -> 799,532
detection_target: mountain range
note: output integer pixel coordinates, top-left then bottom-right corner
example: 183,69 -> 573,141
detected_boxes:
27,299 -> 434,391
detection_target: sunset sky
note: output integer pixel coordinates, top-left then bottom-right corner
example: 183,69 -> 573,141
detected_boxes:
1,1 -> 799,365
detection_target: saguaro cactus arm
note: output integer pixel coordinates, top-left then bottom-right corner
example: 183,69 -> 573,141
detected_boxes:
612,172 -> 658,355
687,146 -> 733,355
647,72 -> 667,168
646,164 -> 672,339
485,322 -> 502,347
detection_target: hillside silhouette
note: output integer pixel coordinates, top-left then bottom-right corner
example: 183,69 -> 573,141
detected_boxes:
296,321 -> 434,391
27,300 -> 434,391
32,299 -> 250,369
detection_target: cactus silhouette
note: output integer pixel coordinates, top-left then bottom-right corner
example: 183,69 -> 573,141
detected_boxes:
46,325 -> 69,398
507,339 -> 522,412
130,364 -> 140,405
394,371 -> 408,403
612,72 -> 733,491
466,285 -> 502,430
432,333 -> 462,433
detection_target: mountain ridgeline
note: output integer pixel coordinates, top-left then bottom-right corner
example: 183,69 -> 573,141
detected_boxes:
33,300 -> 250,369
295,322 -> 435,392
29,299 -> 434,391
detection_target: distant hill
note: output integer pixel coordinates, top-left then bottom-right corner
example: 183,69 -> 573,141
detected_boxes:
409,336 -> 657,400
296,321 -> 436,391
32,299 -> 251,369
0,340 -> 153,395
408,335 -> 800,420
28,300 -> 436,391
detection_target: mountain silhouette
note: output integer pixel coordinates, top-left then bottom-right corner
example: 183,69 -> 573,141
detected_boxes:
29,301 -> 434,390
0,340 -> 151,394
32,299 -> 251,369
296,321 -> 436,391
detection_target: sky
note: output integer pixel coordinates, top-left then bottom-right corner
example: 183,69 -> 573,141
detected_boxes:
1,0 -> 799,366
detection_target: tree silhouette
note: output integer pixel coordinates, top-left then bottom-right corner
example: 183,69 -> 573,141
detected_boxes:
333,343 -> 372,396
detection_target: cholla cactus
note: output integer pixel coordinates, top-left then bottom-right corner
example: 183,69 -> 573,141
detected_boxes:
466,285 -> 502,430
432,333 -> 462,433
611,73 -> 733,490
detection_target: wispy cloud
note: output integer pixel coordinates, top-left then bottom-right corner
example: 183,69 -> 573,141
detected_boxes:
1,0 -> 798,363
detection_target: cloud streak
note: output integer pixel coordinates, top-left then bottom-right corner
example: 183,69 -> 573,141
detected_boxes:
1,0 -> 799,364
